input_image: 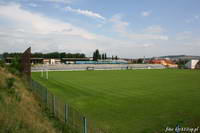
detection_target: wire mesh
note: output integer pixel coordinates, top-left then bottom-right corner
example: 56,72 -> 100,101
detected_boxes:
30,79 -> 110,133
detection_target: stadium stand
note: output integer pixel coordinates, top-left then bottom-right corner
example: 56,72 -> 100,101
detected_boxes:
31,64 -> 165,72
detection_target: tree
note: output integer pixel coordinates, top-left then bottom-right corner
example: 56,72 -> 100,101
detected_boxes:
32,52 -> 43,58
8,57 -> 21,75
102,53 -> 107,60
177,59 -> 188,68
102,54 -> 105,60
0,60 -> 5,67
3,52 -> 86,60
3,52 -> 9,58
93,52 -> 96,61
137,58 -> 143,64
93,49 -> 101,61
105,53 -> 107,60
60,52 -> 66,59
99,54 -> 102,60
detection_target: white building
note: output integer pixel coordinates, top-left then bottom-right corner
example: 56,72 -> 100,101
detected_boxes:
50,59 -> 61,64
185,60 -> 199,69
43,58 -> 61,65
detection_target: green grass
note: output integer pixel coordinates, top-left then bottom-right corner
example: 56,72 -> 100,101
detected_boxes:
0,68 -> 59,133
32,69 -> 200,133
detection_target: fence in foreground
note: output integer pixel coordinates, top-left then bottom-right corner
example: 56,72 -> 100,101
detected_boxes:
29,79 -> 111,133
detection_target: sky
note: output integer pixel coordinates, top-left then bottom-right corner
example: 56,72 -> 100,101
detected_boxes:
0,0 -> 200,58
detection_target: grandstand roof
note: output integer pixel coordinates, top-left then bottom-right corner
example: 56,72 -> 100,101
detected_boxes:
62,58 -> 90,61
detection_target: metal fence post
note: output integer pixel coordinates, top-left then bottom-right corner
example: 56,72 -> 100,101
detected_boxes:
53,95 -> 55,116
46,88 -> 48,104
64,104 -> 68,123
28,80 -> 111,133
83,117 -> 87,133
30,79 -> 33,90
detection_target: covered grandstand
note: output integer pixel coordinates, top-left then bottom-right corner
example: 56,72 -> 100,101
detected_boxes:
185,60 -> 200,69
31,64 -> 165,72
76,60 -> 128,64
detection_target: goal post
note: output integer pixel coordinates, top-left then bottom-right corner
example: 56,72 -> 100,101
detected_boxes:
46,69 -> 48,79
41,69 -> 44,78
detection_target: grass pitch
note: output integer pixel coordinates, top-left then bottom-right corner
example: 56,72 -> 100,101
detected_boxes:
32,69 -> 200,133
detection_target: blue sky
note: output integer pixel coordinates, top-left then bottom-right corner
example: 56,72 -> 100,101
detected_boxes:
0,0 -> 199,58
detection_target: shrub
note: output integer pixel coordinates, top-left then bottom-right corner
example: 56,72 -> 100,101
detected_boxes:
0,60 -> 5,68
7,67 -> 21,75
8,57 -> 21,76
5,77 -> 15,89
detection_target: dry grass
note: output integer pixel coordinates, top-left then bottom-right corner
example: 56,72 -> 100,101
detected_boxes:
0,67 -> 58,133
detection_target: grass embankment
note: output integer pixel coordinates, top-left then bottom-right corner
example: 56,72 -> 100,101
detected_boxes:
0,67 -> 59,133
33,69 -> 200,133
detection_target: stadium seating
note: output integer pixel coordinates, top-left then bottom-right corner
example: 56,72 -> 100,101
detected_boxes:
31,64 -> 165,72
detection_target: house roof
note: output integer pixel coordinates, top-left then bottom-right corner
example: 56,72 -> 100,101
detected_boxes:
62,58 -> 90,61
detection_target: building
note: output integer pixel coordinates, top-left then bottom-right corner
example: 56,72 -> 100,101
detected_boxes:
5,57 -> 87,65
185,60 -> 200,69
43,59 -> 50,64
150,59 -> 178,68
50,59 -> 61,64
122,58 -> 138,64
62,58 -> 90,64
31,58 -> 43,64
5,57 -> 14,64
159,55 -> 200,61
42,59 -> 61,65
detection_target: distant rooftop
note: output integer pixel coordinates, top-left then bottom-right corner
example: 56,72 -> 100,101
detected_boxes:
158,55 -> 200,60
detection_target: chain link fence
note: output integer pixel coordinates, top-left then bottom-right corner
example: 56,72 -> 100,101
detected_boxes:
21,47 -> 111,133
29,79 -> 111,133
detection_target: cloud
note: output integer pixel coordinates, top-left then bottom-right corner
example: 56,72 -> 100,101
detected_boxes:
0,3 -> 199,58
43,0 -> 72,4
142,43 -> 155,48
110,14 -> 168,40
141,11 -> 151,17
109,14 -> 129,33
175,31 -> 192,40
194,15 -> 199,20
29,3 -> 38,7
185,15 -> 199,24
0,3 -> 130,56
0,3 -> 96,39
96,24 -> 103,28
0,3 -> 105,54
185,19 -> 191,23
144,25 -> 166,34
124,33 -> 168,40
65,6 -> 106,20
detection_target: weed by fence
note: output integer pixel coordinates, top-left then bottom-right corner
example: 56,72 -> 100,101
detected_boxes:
29,79 -> 111,133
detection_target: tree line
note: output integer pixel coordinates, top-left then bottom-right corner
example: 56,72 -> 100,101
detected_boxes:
2,52 -> 86,59
93,49 -> 118,61
2,49 -> 118,61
